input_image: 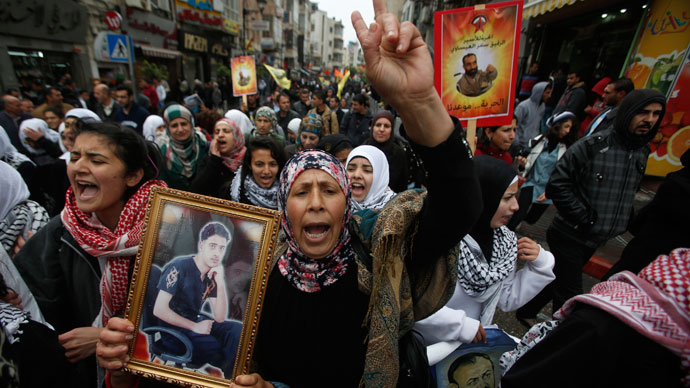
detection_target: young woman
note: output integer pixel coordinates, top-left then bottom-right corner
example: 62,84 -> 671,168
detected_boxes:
15,122 -> 165,387
345,145 -> 396,211
158,104 -> 209,191
415,155 -> 554,349
44,106 -> 64,131
475,117 -> 519,166
363,110 -> 409,192
508,111 -> 578,230
95,5 -> 484,387
191,118 -> 247,198
246,106 -> 285,147
284,112 -> 323,159
228,137 -> 286,210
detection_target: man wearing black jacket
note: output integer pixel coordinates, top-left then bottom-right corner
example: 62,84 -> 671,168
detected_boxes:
339,94 -> 371,146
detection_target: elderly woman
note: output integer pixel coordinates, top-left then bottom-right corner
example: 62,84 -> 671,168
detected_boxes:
96,2 -> 482,388
158,104 -> 209,190
246,106 -> 286,147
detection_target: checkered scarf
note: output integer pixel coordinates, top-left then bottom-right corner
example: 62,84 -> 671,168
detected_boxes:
457,226 -> 517,295
61,179 -> 167,326
557,248 -> 690,384
276,150 -> 355,293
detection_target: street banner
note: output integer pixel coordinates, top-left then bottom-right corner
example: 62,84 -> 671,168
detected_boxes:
231,56 -> 257,97
264,64 -> 292,90
621,0 -> 690,176
434,1 -> 522,127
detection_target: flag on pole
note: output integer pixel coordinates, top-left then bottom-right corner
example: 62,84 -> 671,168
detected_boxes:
334,68 -> 343,79
264,64 -> 291,90
337,69 -> 350,99
319,76 -> 331,87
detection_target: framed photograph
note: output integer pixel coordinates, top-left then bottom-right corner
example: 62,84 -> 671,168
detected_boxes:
432,328 -> 517,388
434,0 -> 523,127
123,186 -> 280,387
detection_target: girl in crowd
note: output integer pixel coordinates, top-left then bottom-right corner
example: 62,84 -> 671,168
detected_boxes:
44,106 -> 64,131
415,155 -> 554,347
15,122 -> 165,388
0,161 -> 49,257
19,118 -> 62,166
229,137 -> 286,210
158,104 -> 208,191
475,117 -> 521,166
508,111 -> 578,230
95,4 -> 483,387
225,109 -> 255,138
284,112 -> 323,159
191,118 -> 247,198
142,115 -> 167,145
363,110 -> 409,192
246,107 -> 285,147
346,145 -> 396,211
63,109 -> 102,154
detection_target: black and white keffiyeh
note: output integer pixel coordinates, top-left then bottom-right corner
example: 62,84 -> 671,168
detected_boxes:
0,302 -> 30,345
0,201 -> 49,254
229,166 -> 279,210
457,226 -> 517,295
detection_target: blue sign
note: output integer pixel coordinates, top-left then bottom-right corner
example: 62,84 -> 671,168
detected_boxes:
106,33 -> 131,63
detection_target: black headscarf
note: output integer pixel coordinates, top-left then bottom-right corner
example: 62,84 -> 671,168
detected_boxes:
614,89 -> 666,149
470,155 -> 517,260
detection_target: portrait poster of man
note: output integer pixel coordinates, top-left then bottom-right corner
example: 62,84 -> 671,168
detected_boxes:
231,56 -> 258,96
434,1 -> 523,126
432,329 -> 516,388
130,200 -> 268,381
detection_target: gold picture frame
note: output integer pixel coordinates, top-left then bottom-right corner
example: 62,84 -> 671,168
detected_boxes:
123,186 -> 280,387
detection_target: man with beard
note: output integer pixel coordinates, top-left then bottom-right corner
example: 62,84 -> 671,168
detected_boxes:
32,87 -> 75,119
516,89 -> 666,320
113,85 -> 150,134
584,77 -> 634,136
93,83 -> 121,122
292,87 -> 311,118
276,92 -> 300,139
456,53 -> 497,97
551,70 -> 587,121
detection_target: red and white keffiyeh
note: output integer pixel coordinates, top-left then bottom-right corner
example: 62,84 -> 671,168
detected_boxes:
556,248 -> 690,384
61,179 -> 167,326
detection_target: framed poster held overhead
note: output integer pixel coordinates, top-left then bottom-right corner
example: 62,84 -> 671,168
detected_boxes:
434,1 -> 523,127
122,186 -> 280,387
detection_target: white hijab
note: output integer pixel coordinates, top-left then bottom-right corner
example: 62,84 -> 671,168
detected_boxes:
18,119 -> 61,155
65,108 -> 101,122
0,126 -> 33,167
225,109 -> 254,137
345,145 -> 396,211
0,161 -> 30,221
143,115 -> 165,142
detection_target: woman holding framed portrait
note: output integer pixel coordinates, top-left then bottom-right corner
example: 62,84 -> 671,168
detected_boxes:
97,1 -> 482,387
14,121 -> 166,388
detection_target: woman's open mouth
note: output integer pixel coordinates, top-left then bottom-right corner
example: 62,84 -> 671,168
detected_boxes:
304,223 -> 330,241
76,180 -> 99,200
352,183 -> 365,197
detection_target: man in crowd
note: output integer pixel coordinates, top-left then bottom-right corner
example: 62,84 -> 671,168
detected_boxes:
340,94 -> 372,146
308,89 -> 338,135
456,53 -> 497,97
94,83 -> 121,122
292,87 -> 311,118
329,96 -> 345,124
114,85 -> 150,134
20,99 -> 34,115
516,62 -> 540,103
514,81 -> 552,150
153,221 -> 242,378
517,89 -> 666,319
154,77 -> 167,109
0,95 -> 33,155
584,77 -> 635,136
551,70 -> 587,121
139,79 -> 159,113
32,87 -> 74,119
276,92 -> 300,139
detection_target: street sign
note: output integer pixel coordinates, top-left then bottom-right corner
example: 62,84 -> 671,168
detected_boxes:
107,33 -> 130,63
249,20 -> 270,31
105,10 -> 122,31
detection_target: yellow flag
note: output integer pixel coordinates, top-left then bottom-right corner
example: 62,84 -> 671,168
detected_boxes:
337,69 -> 350,99
319,76 -> 331,87
264,64 -> 291,90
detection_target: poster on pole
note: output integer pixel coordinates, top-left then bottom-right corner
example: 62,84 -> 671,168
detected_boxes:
231,56 -> 258,97
434,1 -> 522,127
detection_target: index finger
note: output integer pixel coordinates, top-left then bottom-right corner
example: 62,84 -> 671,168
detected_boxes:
373,0 -> 389,20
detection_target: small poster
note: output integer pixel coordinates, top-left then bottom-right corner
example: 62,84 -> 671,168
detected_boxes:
231,56 -> 258,96
434,1 -> 523,126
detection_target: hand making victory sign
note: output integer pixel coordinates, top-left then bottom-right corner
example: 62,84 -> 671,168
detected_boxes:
352,0 -> 454,148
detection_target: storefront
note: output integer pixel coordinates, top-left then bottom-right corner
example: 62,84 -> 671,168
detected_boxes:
0,0 -> 92,91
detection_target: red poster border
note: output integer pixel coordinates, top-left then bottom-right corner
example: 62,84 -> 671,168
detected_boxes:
434,1 -> 523,127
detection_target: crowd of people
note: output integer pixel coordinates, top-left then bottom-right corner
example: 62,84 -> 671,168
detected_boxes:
1,1 -> 688,387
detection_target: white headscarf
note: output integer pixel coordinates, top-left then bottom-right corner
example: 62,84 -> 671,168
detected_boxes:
0,161 -> 30,221
57,122 -> 70,162
65,108 -> 101,122
18,119 -> 61,155
225,109 -> 254,136
0,126 -> 33,168
143,115 -> 165,142
345,145 -> 396,211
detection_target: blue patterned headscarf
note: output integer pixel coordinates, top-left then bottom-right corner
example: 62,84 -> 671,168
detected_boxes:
277,149 -> 354,292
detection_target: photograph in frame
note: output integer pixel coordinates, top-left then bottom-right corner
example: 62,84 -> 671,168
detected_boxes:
434,0 -> 523,127
123,187 -> 280,387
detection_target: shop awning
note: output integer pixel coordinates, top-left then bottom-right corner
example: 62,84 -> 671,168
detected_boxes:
523,0 -> 584,19
137,45 -> 182,59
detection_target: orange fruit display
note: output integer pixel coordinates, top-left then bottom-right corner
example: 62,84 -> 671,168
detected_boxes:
627,62 -> 652,89
667,126 -> 690,163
